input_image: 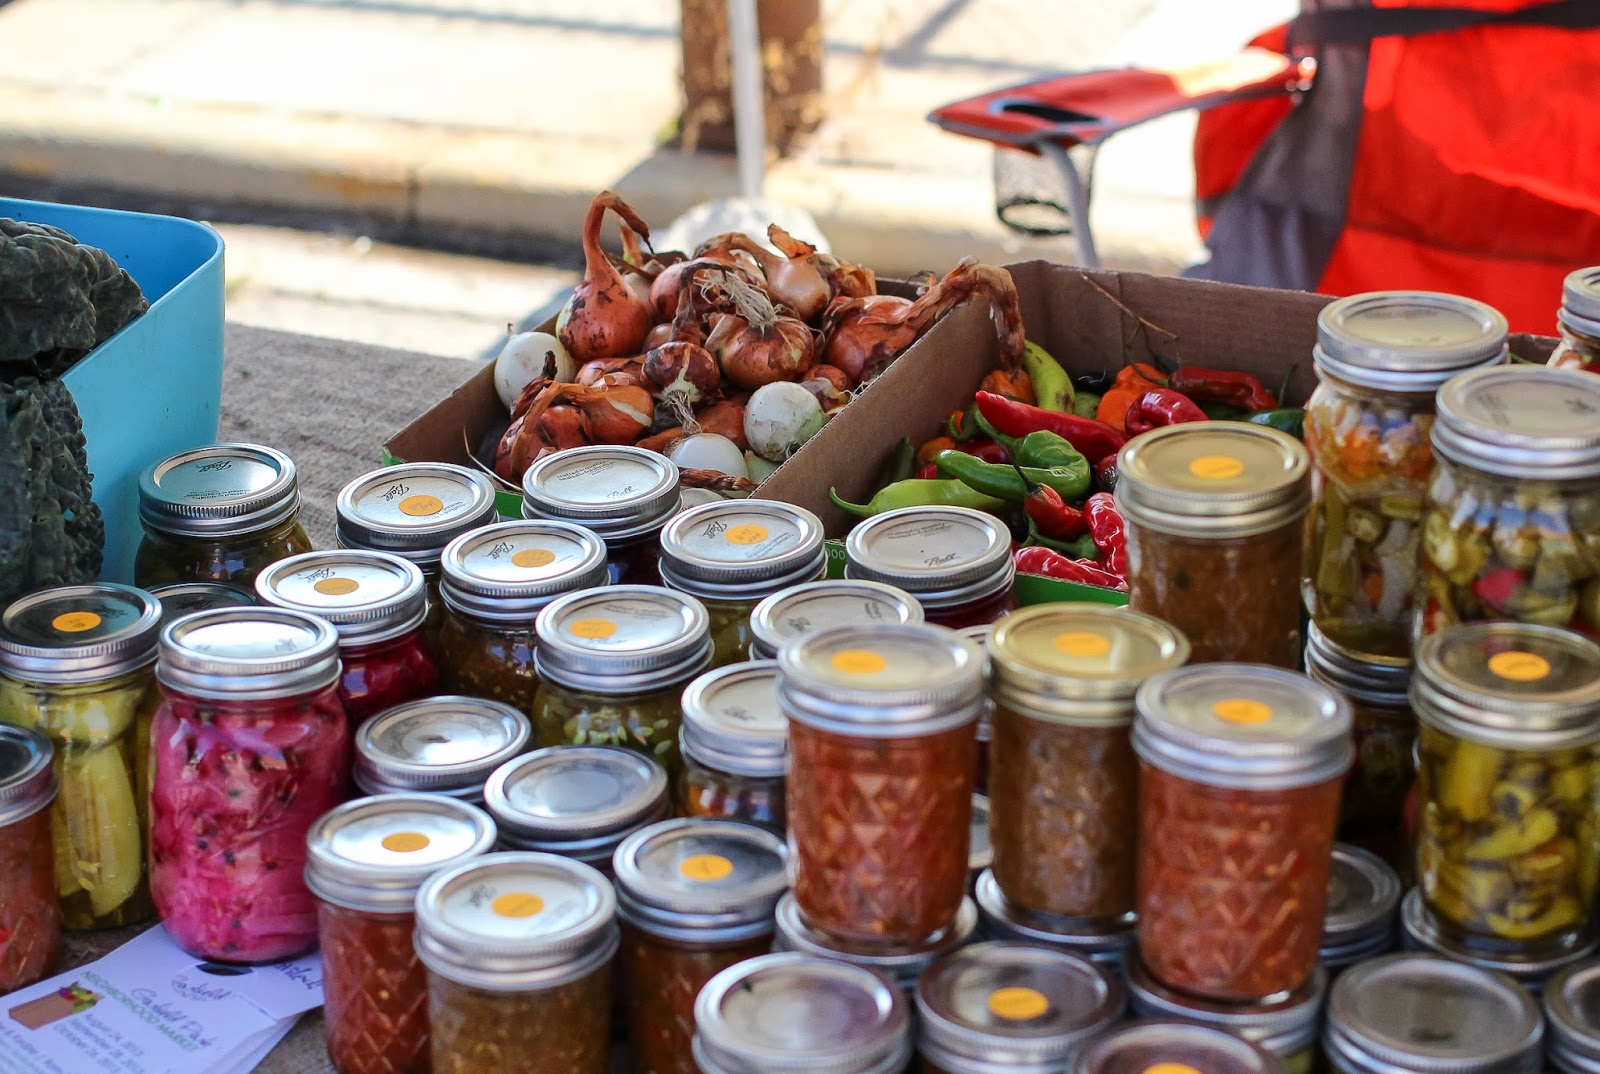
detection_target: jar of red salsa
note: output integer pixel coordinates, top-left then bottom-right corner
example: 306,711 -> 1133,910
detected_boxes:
679,661 -> 786,835
0,725 -> 57,995
150,607 -> 350,962
522,446 -> 681,587
613,818 -> 787,1074
306,794 -> 496,1074
1133,664 -> 1352,1002
773,890 -> 977,994
255,550 -> 437,728
353,695 -> 530,802
844,507 -> 1015,629
779,623 -> 983,945
748,580 -> 923,661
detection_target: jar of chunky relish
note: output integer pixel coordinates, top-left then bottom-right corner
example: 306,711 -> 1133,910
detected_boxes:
484,745 -> 669,875
614,818 -> 788,1074
973,871 -> 1133,970
679,661 -> 786,835
844,507 -> 1015,629
148,582 -> 256,625
416,852 -> 618,1074
774,891 -> 977,994
0,725 -> 57,994
986,605 -> 1188,927
1133,664 -> 1351,1002
1543,959 -> 1600,1074
780,624 -> 983,945
1126,957 -> 1326,1074
353,695 -> 531,802
532,586 -> 712,779
134,443 -> 313,588
150,607 -> 349,962
1119,422 -> 1310,667
1549,267 -> 1600,374
1075,1021 -> 1286,1074
255,550 -> 437,728
0,583 -> 163,929
1321,844 -> 1401,973
693,953 -> 912,1074
1399,886 -> 1598,989
521,446 -> 681,586
748,580 -> 923,661
306,794 -> 496,1074
436,520 -> 609,714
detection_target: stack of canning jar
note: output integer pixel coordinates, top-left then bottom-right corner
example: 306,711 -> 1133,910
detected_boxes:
677,661 -> 787,834
772,889 -> 978,994
521,446 -> 682,586
352,695 -> 531,802
1549,267 -> 1600,374
843,507 -> 1016,629
747,580 -> 923,660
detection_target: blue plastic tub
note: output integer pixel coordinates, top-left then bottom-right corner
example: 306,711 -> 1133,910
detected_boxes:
1,198 -> 225,583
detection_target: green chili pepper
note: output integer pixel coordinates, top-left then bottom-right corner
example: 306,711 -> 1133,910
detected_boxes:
1022,340 -> 1075,412
1026,524 -> 1099,559
935,450 -> 1090,503
874,436 -> 916,489
829,480 -> 1005,518
1247,407 -> 1306,438
949,401 -> 984,443
973,412 -> 1094,474
1071,391 -> 1100,419
1199,401 -> 1249,421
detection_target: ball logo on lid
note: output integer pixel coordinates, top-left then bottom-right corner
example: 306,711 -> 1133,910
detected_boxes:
313,577 -> 360,596
569,618 -> 617,640
725,524 -> 769,545
399,494 -> 444,517
679,854 -> 735,882
831,649 -> 887,675
51,611 -> 102,633
1054,631 -> 1111,657
512,547 -> 557,569
987,986 -> 1050,1020
491,892 -> 545,918
1213,698 -> 1273,725
381,831 -> 431,853
1189,455 -> 1246,480
1488,650 -> 1551,682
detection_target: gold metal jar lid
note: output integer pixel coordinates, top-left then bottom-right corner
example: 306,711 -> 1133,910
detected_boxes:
0,583 -> 162,683
1115,421 -> 1310,539
254,550 -> 427,646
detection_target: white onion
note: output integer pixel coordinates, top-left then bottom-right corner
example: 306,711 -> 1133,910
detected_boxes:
744,381 -> 826,463
744,451 -> 781,484
666,433 -> 748,479
494,331 -> 575,409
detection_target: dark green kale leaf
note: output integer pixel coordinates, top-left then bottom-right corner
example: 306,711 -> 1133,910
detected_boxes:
0,378 -> 103,606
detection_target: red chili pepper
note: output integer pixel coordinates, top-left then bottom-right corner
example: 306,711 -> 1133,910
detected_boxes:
975,392 -> 1127,464
1084,492 -> 1127,577
1473,566 -> 1527,613
914,462 -> 937,480
1168,366 -> 1278,413
1012,463 -> 1086,541
1093,454 -> 1118,493
1124,389 -> 1209,436
1014,546 -> 1128,591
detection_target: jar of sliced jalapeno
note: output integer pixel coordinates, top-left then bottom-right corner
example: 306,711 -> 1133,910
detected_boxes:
1421,365 -> 1600,637
522,446 -> 681,587
1400,887 -> 1597,988
973,870 -> 1134,969
1549,267 -> 1600,375
1074,1021 -> 1286,1074
1304,292 -> 1508,660
1412,622 -> 1600,959
1321,844 -> 1401,973
1543,959 -> 1600,1074
748,580 -> 923,661
353,695 -> 530,802
773,891 -> 978,994
844,507 -> 1016,629
0,725 -> 57,994
133,443 -> 314,588
678,661 -> 787,835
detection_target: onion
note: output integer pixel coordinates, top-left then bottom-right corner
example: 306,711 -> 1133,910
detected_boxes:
745,381 -> 827,463
642,322 -> 675,351
667,433 -> 748,479
571,382 -> 654,444
559,191 -> 656,362
577,357 -> 644,388
692,397 -> 749,452
704,273 -> 816,390
642,342 -> 720,407
650,252 -> 758,321
715,228 -> 831,323
744,452 -> 781,483
637,426 -> 685,455
494,331 -> 574,410
768,227 -> 876,300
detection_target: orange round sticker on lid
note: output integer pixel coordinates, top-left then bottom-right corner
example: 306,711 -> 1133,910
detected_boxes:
569,618 -> 617,640
491,892 -> 545,919
1488,650 -> 1551,682
679,854 -> 735,882
987,987 -> 1050,1020
725,524 -> 769,545
399,494 -> 444,517
512,547 -> 557,569
313,577 -> 360,596
1141,1066 -> 1203,1074
1188,454 -> 1246,480
1054,631 -> 1111,657
1213,698 -> 1273,725
51,611 -> 102,633
831,649 -> 887,675
381,831 -> 431,853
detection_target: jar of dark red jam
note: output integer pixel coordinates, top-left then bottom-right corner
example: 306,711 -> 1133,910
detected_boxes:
844,507 -> 1015,629
748,580 -> 923,661
0,724 -> 57,995
521,446 -> 681,587
306,794 -> 496,1074
353,695 -> 531,802
255,550 -> 437,728
679,661 -> 787,835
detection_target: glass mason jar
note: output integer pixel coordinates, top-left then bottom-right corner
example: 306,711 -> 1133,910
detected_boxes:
613,818 -> 788,1074
521,445 -> 682,587
306,794 -> 496,1074
844,507 -> 1017,629
150,607 -> 350,962
1400,886 -> 1596,989
1126,956 -> 1325,1074
972,870 -> 1133,970
1304,623 -> 1416,877
1549,267 -> 1600,375
1418,365 -> 1600,638
0,583 -> 163,929
133,443 -> 313,589
959,625 -> 994,794
1411,623 -> 1600,960
1321,844 -> 1401,974
416,852 -> 618,1074
968,794 -> 991,891
748,580 -> 923,661
1323,954 -> 1543,1074
693,953 -> 912,1074
1075,1021 -> 1286,1074
352,695 -> 531,802
435,520 -> 610,713
1543,960 -> 1600,1074
678,661 -> 786,835
1119,422 -> 1311,667
658,499 -> 827,666
532,585 -> 712,781
780,623 -> 983,945
1303,292 -> 1508,660
0,725 -> 58,994
914,941 -> 1123,1074
255,550 -> 437,728
986,605 -> 1189,926
148,581 -> 256,626
1133,664 -> 1352,1001
774,891 -> 977,994
484,745 -> 669,876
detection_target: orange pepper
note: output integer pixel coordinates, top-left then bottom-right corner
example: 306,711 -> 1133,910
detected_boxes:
1096,386 -> 1144,433
981,368 -> 1036,405
916,436 -> 957,467
1338,428 -> 1384,482
1114,363 -> 1167,390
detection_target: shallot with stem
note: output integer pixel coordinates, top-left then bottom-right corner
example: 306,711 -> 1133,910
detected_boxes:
560,192 -> 656,362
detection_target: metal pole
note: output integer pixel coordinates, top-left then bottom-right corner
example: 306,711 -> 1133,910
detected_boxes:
727,0 -> 767,200
1038,140 -> 1101,269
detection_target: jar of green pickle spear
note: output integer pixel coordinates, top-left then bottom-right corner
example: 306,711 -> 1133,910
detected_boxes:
1400,886 -> 1597,988
1412,622 -> 1600,959
1549,268 -> 1600,374
0,584 -> 162,928
747,580 -> 923,661
658,499 -> 826,666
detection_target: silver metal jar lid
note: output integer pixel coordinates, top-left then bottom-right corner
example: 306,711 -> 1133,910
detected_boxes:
139,443 -> 300,536
1411,622 -> 1600,749
658,499 -> 827,600
680,660 -> 786,778
1074,1019 -> 1286,1074
1322,844 -> 1401,969
1115,422 -> 1310,539
1315,290 -> 1508,393
1133,664 -> 1353,790
535,585 -> 712,694
612,818 -> 787,943
484,745 -> 669,863
1126,955 -> 1325,1059
335,462 -> 498,565
254,550 -> 427,646
148,582 -> 256,625
988,605 -> 1189,726
1544,959 -> 1600,1074
969,794 -> 992,877
748,580 -> 924,660
520,445 -> 681,541
0,724 -> 56,827
156,606 -> 341,701
693,952 -> 912,1074
353,695 -> 531,799
438,519 -> 610,625
778,623 -> 985,738
1324,953 -> 1543,1074
413,850 -> 619,992
1400,887 -> 1597,986
843,506 -> 1014,609
1304,623 -> 1412,707
917,941 -> 1125,1071
773,891 -> 978,991
304,793 -> 497,914
0,583 -> 162,683
1560,267 -> 1600,340
1432,365 -> 1600,480
973,871 -> 1133,966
